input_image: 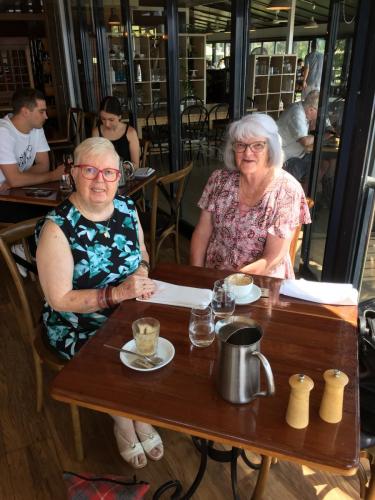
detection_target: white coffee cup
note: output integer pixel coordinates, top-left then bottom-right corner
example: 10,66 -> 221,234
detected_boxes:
225,273 -> 253,300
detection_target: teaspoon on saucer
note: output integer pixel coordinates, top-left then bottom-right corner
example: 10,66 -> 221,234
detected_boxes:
103,344 -> 164,365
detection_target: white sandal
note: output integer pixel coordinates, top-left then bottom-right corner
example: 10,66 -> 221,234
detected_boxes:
113,424 -> 147,469
137,427 -> 164,461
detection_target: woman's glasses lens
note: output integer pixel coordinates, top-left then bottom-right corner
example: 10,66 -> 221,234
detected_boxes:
77,165 -> 119,181
233,141 -> 266,153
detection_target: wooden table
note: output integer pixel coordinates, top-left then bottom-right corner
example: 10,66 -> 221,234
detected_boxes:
51,264 -> 359,498
0,174 -> 155,208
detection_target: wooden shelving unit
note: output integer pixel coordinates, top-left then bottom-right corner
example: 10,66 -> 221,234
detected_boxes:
0,37 -> 34,109
107,33 -> 206,113
179,34 -> 206,104
248,54 -> 297,120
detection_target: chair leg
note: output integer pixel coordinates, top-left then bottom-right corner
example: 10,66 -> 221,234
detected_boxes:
70,403 -> 84,461
175,230 -> 181,264
33,350 -> 43,413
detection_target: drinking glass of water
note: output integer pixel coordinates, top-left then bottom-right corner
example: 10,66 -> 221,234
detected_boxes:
189,306 -> 215,348
211,279 -> 235,319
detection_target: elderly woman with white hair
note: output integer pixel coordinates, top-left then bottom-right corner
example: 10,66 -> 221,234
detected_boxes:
36,137 -> 163,469
190,113 -> 311,278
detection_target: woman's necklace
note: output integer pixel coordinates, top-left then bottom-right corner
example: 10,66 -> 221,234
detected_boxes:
71,194 -> 114,238
239,168 -> 275,207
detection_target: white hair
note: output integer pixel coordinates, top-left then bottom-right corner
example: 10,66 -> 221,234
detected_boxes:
74,137 -> 119,166
223,113 -> 284,170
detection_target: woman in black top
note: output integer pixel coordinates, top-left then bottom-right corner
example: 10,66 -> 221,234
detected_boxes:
92,96 -> 140,167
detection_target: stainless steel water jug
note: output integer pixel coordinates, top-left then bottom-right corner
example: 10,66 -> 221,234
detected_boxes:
217,317 -> 275,404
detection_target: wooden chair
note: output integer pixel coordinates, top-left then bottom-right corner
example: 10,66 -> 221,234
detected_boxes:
81,111 -> 97,141
144,162 -> 193,268
207,103 -> 229,155
289,197 -> 315,266
48,107 -> 83,158
0,219 -> 84,461
143,99 -> 169,163
181,104 -> 209,161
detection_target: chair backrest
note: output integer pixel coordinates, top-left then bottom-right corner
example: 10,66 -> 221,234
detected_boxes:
149,161 -> 193,267
67,107 -> 83,145
140,139 -> 151,169
81,111 -> 97,141
289,197 -> 314,266
208,102 -> 229,122
181,104 -> 209,139
0,218 -> 42,341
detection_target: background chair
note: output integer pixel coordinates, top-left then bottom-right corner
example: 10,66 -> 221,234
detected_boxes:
289,197 -> 314,267
181,104 -> 209,162
142,99 -> 169,164
48,107 -> 83,162
81,111 -> 97,141
207,103 -> 229,156
142,162 -> 193,268
0,219 -> 84,461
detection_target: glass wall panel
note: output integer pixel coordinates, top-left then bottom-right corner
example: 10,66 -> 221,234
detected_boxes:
308,14 -> 358,278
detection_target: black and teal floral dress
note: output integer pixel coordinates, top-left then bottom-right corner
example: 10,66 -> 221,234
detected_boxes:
35,195 -> 141,360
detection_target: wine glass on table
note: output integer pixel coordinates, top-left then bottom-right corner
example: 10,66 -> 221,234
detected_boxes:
60,153 -> 74,194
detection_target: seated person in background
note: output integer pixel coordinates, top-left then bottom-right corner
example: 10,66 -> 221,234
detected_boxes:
36,137 -> 163,469
190,113 -> 311,279
277,90 -> 320,191
0,88 -> 65,221
92,96 -> 140,167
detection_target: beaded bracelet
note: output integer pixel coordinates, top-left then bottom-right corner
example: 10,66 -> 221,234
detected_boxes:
97,287 -> 108,309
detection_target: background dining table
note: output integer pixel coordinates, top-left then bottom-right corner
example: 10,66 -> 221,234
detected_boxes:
50,263 -> 359,499
0,174 -> 155,207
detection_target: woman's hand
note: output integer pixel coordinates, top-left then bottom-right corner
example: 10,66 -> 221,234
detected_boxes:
113,274 -> 156,302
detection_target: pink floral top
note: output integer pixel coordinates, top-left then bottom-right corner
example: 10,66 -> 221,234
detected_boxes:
198,169 -> 311,278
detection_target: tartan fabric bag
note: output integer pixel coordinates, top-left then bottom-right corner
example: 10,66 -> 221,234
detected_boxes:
63,472 -> 149,500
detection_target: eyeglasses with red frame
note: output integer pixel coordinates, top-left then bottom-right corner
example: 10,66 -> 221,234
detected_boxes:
74,164 -> 121,182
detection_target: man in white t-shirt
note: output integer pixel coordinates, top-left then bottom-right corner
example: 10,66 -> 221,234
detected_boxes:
277,91 -> 319,190
0,88 -> 64,190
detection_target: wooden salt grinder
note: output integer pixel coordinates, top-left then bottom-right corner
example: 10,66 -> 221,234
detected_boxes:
319,369 -> 349,423
286,374 -> 314,429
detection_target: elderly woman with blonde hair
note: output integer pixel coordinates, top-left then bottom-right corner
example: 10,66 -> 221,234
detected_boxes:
36,137 -> 162,469
190,113 -> 311,279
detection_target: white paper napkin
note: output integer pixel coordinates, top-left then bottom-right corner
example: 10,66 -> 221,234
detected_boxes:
137,280 -> 212,308
280,279 -> 358,306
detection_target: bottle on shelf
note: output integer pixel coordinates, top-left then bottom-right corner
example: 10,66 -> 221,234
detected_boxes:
110,66 -> 116,84
136,63 -> 142,82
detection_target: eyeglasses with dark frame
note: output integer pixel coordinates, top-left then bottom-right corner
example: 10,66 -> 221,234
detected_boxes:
232,141 -> 267,154
74,165 -> 121,182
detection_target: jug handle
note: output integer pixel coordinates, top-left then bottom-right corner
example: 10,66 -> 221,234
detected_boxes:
251,351 -> 275,398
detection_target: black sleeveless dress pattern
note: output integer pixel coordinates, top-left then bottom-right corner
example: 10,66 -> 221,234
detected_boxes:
35,195 -> 141,360
99,122 -> 131,161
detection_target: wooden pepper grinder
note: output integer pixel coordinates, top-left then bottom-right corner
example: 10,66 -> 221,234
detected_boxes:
286,374 -> 314,429
319,369 -> 349,423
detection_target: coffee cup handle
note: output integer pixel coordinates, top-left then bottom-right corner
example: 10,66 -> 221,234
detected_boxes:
251,351 -> 275,398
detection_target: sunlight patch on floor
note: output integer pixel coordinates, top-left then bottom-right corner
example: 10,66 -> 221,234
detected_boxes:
302,464 -> 316,475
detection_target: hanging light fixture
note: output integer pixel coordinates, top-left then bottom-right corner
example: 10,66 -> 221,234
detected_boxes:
304,16 -> 318,28
108,8 -> 121,26
266,0 -> 291,11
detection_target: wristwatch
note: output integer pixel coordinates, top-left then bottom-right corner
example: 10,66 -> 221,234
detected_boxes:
139,259 -> 150,272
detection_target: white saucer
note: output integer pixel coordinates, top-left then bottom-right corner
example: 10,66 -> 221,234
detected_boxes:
119,337 -> 175,372
235,285 -> 262,305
